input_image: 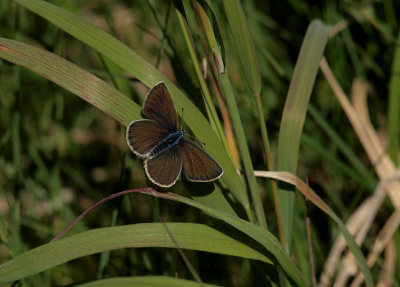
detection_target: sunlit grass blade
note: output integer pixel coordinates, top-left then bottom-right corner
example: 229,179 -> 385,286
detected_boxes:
0,223 -> 272,283
276,20 -> 330,250
13,0 -> 249,215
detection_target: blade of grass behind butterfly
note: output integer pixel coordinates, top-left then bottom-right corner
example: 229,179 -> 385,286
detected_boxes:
174,1 -> 229,154
195,2 -> 241,170
13,0 -> 248,214
173,5 -> 248,218
276,20 -> 330,251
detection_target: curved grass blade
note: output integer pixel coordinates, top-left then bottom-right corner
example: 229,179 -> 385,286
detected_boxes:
0,223 -> 271,283
276,20 -> 330,250
13,0 -> 249,215
254,171 -> 374,287
135,189 -> 306,286
0,38 -> 140,124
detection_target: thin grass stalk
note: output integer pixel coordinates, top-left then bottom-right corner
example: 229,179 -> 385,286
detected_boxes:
255,95 -> 285,242
174,4 -> 253,221
174,4 -> 227,149
195,1 -> 241,168
219,74 -> 267,228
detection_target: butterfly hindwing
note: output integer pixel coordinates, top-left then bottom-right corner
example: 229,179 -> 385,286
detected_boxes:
126,119 -> 170,157
142,82 -> 178,132
144,147 -> 183,188
179,139 -> 223,182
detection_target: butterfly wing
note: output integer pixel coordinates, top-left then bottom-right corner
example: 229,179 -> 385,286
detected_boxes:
126,119 -> 170,158
179,139 -> 223,182
144,147 -> 182,188
142,82 -> 179,132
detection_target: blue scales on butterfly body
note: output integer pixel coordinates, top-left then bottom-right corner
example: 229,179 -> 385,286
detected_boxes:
148,130 -> 185,159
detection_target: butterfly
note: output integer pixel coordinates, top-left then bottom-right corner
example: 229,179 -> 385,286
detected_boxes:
126,82 -> 223,188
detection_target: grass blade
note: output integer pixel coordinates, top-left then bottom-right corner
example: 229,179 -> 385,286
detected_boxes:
276,20 -> 330,250
0,223 -> 271,283
222,0 -> 260,94
254,171 -> 374,287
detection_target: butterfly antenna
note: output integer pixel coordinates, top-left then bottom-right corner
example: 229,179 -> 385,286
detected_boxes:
181,107 -> 206,146
186,133 -> 207,146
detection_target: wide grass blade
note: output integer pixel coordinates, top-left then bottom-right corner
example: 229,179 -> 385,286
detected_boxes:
0,37 -> 140,125
0,223 -> 271,283
276,20 -> 330,250
135,189 -> 306,286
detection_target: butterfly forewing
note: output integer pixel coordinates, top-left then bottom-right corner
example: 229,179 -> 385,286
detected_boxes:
144,147 -> 183,187
179,139 -> 223,182
142,82 -> 178,132
126,119 -> 170,157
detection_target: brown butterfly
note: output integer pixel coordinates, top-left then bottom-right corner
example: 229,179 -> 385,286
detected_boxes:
126,82 -> 223,187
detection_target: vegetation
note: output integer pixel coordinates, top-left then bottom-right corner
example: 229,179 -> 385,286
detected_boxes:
0,0 -> 399,286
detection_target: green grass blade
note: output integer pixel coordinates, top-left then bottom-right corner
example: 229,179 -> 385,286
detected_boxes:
276,20 -> 330,250
13,0 -> 249,214
0,37 -> 141,124
0,223 -> 272,283
175,3 -> 228,150
219,74 -> 266,227
137,190 -> 306,286
222,0 -> 260,94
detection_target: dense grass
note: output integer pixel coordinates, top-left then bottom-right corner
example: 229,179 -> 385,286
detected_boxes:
0,0 -> 399,286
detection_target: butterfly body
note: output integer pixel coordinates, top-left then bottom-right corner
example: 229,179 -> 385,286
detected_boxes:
126,82 -> 223,188
148,130 -> 184,159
